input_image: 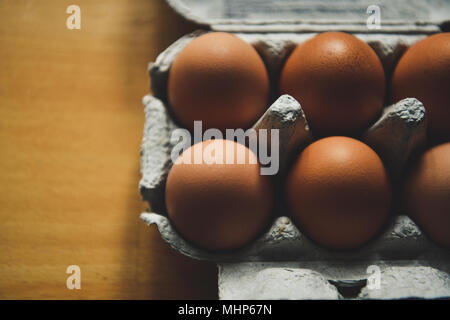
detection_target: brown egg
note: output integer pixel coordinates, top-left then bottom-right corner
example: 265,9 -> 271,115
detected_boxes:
285,136 -> 392,250
403,142 -> 450,248
391,33 -> 450,141
280,32 -> 385,137
165,139 -> 273,251
168,32 -> 270,131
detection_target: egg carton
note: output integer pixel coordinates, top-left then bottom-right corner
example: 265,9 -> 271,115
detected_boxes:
139,0 -> 450,299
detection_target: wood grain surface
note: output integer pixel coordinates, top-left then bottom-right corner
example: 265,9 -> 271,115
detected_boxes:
0,0 -> 218,299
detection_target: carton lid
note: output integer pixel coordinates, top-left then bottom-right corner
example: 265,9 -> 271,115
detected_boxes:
166,0 -> 450,33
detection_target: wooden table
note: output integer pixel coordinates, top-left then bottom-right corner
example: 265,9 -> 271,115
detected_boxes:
0,0 -> 217,299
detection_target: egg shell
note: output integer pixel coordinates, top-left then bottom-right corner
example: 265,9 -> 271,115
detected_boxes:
165,139 -> 274,251
285,136 -> 392,250
403,142 -> 450,248
391,33 -> 450,142
168,32 -> 270,132
280,32 -> 386,137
